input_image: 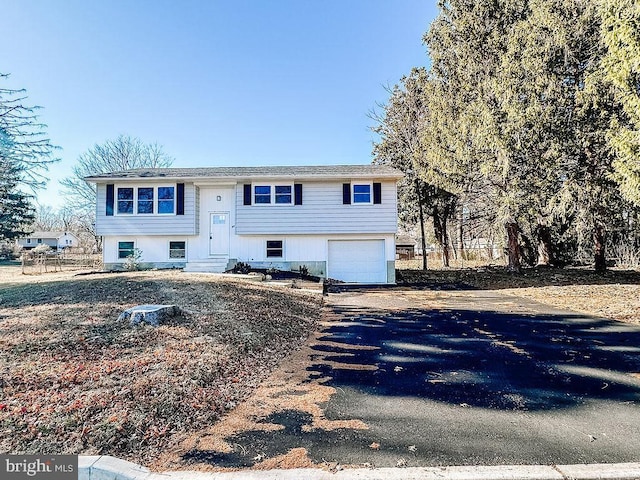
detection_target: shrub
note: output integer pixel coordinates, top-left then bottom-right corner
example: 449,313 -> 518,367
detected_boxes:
124,248 -> 143,271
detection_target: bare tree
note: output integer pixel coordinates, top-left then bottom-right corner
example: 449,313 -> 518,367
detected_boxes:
60,135 -> 174,213
59,135 -> 173,250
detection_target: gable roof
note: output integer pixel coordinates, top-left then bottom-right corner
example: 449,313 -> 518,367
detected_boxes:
396,235 -> 417,246
22,231 -> 77,239
85,164 -> 403,182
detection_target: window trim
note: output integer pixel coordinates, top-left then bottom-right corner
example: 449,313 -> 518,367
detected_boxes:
266,239 -> 284,258
118,241 -> 135,260
252,183 -> 294,206
351,181 -> 373,205
168,240 -> 187,260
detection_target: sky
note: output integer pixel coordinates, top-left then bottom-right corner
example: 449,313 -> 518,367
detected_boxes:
2,0 -> 438,208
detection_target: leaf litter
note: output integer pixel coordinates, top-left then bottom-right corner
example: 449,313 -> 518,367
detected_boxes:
0,269 -> 322,466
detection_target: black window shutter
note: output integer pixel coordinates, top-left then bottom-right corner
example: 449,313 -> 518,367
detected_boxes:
294,183 -> 303,205
106,184 -> 114,216
176,183 -> 185,215
243,184 -> 252,205
373,182 -> 382,204
342,183 -> 351,204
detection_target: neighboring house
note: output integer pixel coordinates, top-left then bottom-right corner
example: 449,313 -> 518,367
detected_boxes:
85,165 -> 403,284
16,231 -> 80,251
395,236 -> 416,260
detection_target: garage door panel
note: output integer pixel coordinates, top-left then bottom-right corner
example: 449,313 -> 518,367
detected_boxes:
328,240 -> 386,283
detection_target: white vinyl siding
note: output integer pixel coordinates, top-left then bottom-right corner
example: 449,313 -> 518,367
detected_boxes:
103,236 -> 191,264
95,183 -> 197,235
235,180 -> 397,235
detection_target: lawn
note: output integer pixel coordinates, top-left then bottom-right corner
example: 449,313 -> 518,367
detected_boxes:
397,261 -> 640,325
0,268 -> 323,465
2,263 -> 639,469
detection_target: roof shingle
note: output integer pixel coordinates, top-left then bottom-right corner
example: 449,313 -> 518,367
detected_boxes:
85,164 -> 403,181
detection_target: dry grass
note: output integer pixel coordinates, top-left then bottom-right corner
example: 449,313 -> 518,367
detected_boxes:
397,263 -> 640,325
0,268 -> 323,464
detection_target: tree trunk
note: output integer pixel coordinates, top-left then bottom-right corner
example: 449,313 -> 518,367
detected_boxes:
419,211 -> 428,271
594,224 -> 607,272
442,227 -> 450,267
536,225 -> 553,266
458,205 -> 465,261
416,181 -> 428,270
506,222 -> 521,272
433,208 -> 450,268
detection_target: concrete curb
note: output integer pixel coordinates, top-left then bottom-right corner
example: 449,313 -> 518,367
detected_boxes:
78,456 -> 640,480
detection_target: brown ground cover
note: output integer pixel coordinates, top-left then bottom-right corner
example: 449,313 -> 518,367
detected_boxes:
397,262 -> 640,325
2,262 -> 639,470
0,268 -> 323,465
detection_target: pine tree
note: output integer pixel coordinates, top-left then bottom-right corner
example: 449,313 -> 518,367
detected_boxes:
0,74 -> 57,240
599,0 -> 640,207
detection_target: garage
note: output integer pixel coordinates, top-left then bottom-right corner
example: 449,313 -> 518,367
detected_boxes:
327,239 -> 387,284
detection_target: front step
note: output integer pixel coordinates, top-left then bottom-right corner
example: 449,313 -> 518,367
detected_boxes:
183,258 -> 229,273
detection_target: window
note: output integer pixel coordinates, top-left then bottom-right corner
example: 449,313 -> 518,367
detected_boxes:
117,188 -> 134,214
252,184 -> 293,205
254,185 -> 271,204
158,187 -> 175,214
37,238 -> 42,244
275,185 -> 292,204
212,214 -> 226,224
353,184 -> 372,204
26,239 -> 31,244
118,241 -> 135,259
266,240 -> 283,258
115,186 -> 176,215
137,187 -> 154,214
169,241 -> 186,259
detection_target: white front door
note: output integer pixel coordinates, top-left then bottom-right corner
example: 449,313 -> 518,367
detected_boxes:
209,212 -> 230,256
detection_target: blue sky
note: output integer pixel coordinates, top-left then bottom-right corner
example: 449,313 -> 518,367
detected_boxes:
2,1 -> 437,207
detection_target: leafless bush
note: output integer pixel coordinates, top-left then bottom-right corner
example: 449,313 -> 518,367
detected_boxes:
611,242 -> 640,269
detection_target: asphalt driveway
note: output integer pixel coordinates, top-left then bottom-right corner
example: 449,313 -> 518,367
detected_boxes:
184,287 -> 640,469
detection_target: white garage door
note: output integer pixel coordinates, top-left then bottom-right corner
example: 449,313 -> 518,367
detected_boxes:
328,239 -> 387,284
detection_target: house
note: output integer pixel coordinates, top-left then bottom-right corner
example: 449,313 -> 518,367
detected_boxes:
85,165 -> 403,283
16,231 -> 80,251
395,235 -> 416,260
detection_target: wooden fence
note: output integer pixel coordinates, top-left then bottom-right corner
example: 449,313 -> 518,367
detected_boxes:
21,250 -> 102,275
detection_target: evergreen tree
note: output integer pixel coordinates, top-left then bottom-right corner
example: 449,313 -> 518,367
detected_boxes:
0,158 -> 35,241
371,68 -> 457,268
599,0 -> 640,207
0,74 -> 57,240
421,0 -> 531,271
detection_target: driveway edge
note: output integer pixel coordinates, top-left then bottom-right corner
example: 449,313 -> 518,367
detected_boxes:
78,456 -> 640,480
